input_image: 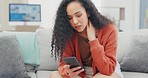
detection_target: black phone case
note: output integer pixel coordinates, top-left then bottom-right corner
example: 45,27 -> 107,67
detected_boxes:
62,57 -> 81,69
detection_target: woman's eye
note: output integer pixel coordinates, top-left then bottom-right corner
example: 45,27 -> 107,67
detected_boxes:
68,17 -> 72,20
76,14 -> 82,17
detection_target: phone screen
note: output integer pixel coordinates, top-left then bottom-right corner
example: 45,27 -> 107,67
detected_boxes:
62,57 -> 81,69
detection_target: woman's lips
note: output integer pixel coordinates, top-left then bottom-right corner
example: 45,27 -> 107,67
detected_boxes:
75,25 -> 81,29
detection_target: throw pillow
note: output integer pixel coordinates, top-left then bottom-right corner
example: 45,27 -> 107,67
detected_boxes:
0,35 -> 30,78
2,31 -> 40,66
120,35 -> 148,73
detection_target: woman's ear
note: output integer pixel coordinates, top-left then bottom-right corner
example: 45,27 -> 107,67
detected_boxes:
87,13 -> 90,17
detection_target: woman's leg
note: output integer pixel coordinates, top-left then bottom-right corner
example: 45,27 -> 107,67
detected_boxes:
93,72 -> 121,78
50,71 -> 82,78
50,71 -> 63,78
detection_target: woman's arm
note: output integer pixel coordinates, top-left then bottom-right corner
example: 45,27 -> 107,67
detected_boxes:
58,41 -> 74,77
89,26 -> 118,75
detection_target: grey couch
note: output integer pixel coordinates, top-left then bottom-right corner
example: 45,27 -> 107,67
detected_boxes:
36,28 -> 148,78
116,29 -> 148,78
1,28 -> 148,78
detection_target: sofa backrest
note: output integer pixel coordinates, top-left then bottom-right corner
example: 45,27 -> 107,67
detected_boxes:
116,31 -> 133,63
36,28 -> 59,71
36,28 -> 148,71
117,29 -> 148,63
117,29 -> 148,72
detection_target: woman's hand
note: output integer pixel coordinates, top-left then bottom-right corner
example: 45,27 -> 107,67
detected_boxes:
87,20 -> 96,41
64,65 -> 84,78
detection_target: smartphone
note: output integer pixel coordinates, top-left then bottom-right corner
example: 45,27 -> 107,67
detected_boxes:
62,57 -> 82,69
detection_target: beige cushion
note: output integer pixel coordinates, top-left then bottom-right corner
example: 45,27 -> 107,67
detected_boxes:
36,28 -> 59,70
36,71 -> 51,78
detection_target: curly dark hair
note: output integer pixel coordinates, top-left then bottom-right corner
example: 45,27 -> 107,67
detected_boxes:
51,0 -> 113,58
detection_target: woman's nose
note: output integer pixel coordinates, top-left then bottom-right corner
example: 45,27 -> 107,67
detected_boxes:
73,17 -> 78,24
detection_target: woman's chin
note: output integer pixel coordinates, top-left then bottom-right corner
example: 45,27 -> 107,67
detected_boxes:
76,28 -> 86,33
76,29 -> 83,32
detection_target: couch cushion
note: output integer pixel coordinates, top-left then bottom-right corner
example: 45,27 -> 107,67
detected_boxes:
117,29 -> 148,63
120,34 -> 148,73
36,28 -> 59,70
25,64 -> 35,72
117,32 -> 133,63
36,71 -> 52,78
27,72 -> 37,78
122,72 -> 148,78
0,35 -> 30,78
2,31 -> 40,66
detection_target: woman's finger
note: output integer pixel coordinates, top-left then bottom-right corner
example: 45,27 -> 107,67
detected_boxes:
70,68 -> 84,77
64,65 -> 71,75
71,66 -> 82,72
87,20 -> 96,41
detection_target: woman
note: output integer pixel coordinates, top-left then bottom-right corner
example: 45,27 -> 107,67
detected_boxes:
50,0 -> 124,78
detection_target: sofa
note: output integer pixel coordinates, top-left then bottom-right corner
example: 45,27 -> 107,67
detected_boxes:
1,28 -> 148,78
116,29 -> 148,78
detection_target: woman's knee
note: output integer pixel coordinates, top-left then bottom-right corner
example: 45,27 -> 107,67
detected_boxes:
93,73 -> 108,78
50,71 -> 62,78
93,72 -> 121,78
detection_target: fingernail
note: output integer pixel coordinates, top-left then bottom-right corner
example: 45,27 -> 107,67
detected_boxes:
82,69 -> 84,71
67,65 -> 70,67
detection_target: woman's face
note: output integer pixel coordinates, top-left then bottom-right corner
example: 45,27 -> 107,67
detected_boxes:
66,1 -> 89,32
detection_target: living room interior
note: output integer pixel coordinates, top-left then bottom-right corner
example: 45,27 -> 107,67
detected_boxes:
0,0 -> 145,32
0,0 -> 148,78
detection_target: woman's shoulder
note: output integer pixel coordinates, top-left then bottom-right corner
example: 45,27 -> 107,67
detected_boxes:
100,23 -> 118,32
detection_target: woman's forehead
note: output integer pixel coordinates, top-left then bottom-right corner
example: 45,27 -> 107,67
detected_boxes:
66,1 -> 85,15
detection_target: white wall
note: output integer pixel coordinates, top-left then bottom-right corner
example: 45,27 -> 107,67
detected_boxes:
31,0 -> 140,31
0,0 -> 61,28
0,0 -> 9,27
29,0 -> 100,29
92,0 -> 101,7
134,0 -> 140,30
0,0 -> 28,27
101,0 -> 140,31
28,0 -> 100,29
28,0 -> 62,28
0,0 -> 140,31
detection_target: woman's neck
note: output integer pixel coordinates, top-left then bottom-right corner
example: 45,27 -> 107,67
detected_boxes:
78,27 -> 98,39
78,27 -> 87,39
